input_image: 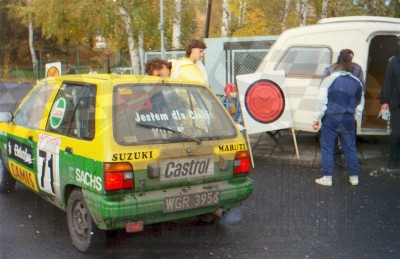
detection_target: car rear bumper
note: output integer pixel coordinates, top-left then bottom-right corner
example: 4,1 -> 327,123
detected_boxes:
83,176 -> 253,230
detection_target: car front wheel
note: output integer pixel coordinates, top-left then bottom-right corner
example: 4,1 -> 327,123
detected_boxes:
67,189 -> 102,252
0,154 -> 16,194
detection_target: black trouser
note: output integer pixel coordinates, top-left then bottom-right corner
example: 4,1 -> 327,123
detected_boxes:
389,107 -> 400,165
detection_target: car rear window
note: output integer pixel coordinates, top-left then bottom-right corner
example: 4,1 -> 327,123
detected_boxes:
113,84 -> 237,145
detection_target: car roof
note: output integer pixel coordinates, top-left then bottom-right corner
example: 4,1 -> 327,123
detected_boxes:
317,16 -> 400,25
43,74 -> 209,88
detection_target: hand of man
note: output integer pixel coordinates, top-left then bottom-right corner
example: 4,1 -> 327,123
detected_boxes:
381,103 -> 389,110
312,121 -> 320,131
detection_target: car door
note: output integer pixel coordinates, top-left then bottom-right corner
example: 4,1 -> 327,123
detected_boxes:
6,81 -> 57,193
43,82 -> 97,200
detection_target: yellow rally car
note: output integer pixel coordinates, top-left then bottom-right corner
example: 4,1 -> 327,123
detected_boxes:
0,74 -> 253,252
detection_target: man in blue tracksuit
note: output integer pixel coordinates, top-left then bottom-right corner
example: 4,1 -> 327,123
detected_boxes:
313,51 -> 363,187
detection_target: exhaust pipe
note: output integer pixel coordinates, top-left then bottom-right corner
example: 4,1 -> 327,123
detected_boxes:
214,208 -> 228,218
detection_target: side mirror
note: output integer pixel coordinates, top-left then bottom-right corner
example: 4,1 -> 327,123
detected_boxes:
0,112 -> 13,122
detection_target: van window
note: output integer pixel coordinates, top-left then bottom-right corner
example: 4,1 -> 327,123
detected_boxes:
113,84 -> 237,145
46,83 -> 96,140
275,47 -> 332,77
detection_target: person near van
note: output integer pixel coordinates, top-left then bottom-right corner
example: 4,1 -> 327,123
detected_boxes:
323,49 -> 365,87
220,83 -> 243,126
313,51 -> 363,186
322,49 -> 365,166
170,39 -> 208,85
380,54 -> 400,171
145,58 -> 172,77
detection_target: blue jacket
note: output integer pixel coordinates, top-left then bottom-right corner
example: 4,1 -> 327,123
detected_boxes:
220,95 -> 243,125
314,71 -> 363,122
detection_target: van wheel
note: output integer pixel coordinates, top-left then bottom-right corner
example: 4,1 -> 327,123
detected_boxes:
67,189 -> 102,252
0,155 -> 16,194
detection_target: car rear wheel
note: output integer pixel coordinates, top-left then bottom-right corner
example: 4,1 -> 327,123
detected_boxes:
0,154 -> 16,194
67,189 -> 102,252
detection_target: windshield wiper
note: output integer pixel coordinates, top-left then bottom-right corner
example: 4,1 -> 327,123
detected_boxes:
136,122 -> 202,144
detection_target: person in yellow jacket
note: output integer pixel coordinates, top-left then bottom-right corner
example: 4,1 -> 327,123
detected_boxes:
170,39 -> 208,85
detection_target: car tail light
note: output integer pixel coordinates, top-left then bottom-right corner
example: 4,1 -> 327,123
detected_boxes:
234,151 -> 250,175
104,162 -> 134,192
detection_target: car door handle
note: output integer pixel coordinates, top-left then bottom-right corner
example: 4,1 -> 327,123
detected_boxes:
28,136 -> 33,141
65,147 -> 73,154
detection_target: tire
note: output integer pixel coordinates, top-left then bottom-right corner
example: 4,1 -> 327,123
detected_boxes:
0,154 -> 16,194
67,189 -> 103,252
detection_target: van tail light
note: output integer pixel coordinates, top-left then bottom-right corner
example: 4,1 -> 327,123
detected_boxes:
103,162 -> 134,192
234,151 -> 250,175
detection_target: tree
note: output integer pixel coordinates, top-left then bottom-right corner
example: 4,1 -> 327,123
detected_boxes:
118,4 -> 140,74
282,0 -> 292,31
172,0 -> 182,49
297,0 -> 309,26
221,0 -> 230,37
27,1 -> 38,80
388,0 -> 400,17
7,0 -> 38,79
321,0 -> 329,18
4,0 -> 400,79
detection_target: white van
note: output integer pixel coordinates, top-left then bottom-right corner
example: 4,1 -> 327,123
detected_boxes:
237,16 -> 400,135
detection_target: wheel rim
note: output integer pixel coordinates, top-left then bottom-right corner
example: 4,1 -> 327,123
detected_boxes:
72,199 -> 91,240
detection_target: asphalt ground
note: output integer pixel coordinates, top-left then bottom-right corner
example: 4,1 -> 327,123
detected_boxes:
249,129 -> 395,173
246,130 -> 400,258
247,159 -> 400,258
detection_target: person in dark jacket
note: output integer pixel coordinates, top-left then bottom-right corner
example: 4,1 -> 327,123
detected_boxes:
313,51 -> 363,186
380,52 -> 400,170
322,49 -> 365,167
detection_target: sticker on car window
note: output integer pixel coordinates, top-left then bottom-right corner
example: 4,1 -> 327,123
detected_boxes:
49,97 -> 67,129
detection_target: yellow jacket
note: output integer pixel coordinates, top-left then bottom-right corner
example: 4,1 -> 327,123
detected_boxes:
170,58 -> 208,85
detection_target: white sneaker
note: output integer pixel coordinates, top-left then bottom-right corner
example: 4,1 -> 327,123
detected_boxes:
315,176 -> 332,186
349,176 -> 359,186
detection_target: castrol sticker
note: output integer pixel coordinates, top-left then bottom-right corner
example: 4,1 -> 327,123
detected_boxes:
159,156 -> 214,181
50,97 -> 67,129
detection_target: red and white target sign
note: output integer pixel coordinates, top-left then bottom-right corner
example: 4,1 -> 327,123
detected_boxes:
237,71 -> 293,134
245,79 -> 285,123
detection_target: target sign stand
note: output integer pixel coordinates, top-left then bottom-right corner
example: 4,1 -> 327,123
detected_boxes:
237,71 -> 300,160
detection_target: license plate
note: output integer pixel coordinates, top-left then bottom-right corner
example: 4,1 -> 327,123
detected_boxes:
163,191 -> 220,213
159,156 -> 214,182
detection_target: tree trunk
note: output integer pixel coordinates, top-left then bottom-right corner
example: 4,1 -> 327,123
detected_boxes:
138,31 -> 145,75
119,6 -> 140,74
321,0 -> 329,19
300,0 -> 308,26
238,0 -> 246,28
221,0 -> 230,37
282,0 -> 291,31
172,0 -> 181,49
28,12 -> 38,81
